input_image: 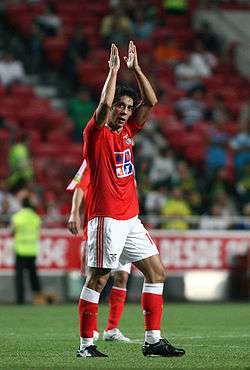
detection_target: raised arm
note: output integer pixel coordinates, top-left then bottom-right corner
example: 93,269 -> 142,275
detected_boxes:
96,43 -> 120,127
67,188 -> 84,235
124,41 -> 158,126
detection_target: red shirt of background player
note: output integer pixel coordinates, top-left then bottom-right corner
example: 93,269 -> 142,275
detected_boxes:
67,160 -> 90,241
83,113 -> 142,221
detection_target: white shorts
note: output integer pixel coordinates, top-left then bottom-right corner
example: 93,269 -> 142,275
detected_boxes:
87,215 -> 158,269
80,241 -> 131,275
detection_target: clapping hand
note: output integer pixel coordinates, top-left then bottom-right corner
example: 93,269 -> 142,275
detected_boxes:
108,43 -> 120,72
124,40 -> 139,71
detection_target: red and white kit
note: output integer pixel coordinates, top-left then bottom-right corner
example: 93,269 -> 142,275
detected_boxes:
83,114 -> 158,269
67,159 -> 131,273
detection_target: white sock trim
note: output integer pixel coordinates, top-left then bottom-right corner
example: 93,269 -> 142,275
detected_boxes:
145,330 -> 161,344
112,286 -> 127,292
142,283 -> 164,295
80,287 -> 100,303
80,337 -> 94,349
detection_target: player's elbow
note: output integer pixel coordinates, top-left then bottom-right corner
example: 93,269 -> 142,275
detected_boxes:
146,97 -> 158,108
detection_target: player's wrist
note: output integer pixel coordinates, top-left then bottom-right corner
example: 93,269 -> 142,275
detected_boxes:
70,210 -> 79,216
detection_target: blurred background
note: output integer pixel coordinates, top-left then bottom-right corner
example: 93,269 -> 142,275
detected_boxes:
0,0 -> 250,304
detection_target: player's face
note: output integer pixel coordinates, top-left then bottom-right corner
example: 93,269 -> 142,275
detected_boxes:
110,95 -> 134,132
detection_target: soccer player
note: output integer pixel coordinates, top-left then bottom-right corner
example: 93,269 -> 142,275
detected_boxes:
77,41 -> 185,358
67,160 -> 131,342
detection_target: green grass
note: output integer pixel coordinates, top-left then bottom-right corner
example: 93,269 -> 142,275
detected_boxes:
0,303 -> 250,369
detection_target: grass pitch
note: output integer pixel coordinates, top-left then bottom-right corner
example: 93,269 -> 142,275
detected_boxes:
0,303 -> 249,369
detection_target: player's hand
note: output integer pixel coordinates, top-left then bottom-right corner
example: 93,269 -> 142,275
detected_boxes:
67,213 -> 81,235
124,40 -> 139,71
108,43 -> 120,72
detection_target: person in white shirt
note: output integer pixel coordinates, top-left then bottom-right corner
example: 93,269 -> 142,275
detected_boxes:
0,51 -> 25,86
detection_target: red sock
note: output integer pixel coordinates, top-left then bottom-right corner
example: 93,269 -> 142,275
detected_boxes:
141,284 -> 163,331
94,320 -> 99,333
106,287 -> 126,331
78,298 -> 98,338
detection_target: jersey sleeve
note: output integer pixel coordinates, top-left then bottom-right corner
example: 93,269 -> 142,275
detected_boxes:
66,160 -> 90,192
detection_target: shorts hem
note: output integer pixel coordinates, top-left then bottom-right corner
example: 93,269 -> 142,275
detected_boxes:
120,251 -> 159,265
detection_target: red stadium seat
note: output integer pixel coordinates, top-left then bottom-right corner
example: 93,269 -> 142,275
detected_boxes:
46,130 -> 70,143
0,84 -> 5,97
18,107 -> 47,129
46,109 -> 67,130
11,84 -> 35,100
43,37 -> 67,66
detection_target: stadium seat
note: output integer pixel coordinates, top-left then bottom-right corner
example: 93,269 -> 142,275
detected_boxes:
46,129 -> 70,143
11,84 -> 35,100
43,37 -> 67,66
18,107 -> 47,129
45,109 -> 67,130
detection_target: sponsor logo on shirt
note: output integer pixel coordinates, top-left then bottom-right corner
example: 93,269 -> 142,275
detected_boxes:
114,149 -> 134,178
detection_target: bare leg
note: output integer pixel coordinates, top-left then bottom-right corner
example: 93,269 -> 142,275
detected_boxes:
134,254 -> 166,283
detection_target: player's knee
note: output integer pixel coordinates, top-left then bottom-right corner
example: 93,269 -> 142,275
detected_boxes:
86,268 -> 110,293
113,271 -> 129,289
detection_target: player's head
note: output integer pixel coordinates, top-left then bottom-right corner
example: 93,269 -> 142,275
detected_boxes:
109,85 -> 138,131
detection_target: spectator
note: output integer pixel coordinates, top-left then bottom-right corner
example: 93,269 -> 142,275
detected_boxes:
206,116 -> 230,172
63,27 -> 90,89
132,11 -> 154,39
101,8 -> 133,47
239,96 -> 250,128
0,51 -> 25,86
153,35 -> 184,65
28,23 -> 45,73
214,190 -> 237,217
175,55 -> 203,91
235,203 -> 250,230
149,147 -> 176,187
186,190 -> 203,216
67,88 -> 96,141
174,87 -> 206,127
208,94 -> 232,122
199,203 -> 231,230
145,184 -> 168,215
161,186 -> 191,230
230,120 -> 250,174
162,0 -> 188,14
8,133 -> 34,189
236,160 -> 250,207
172,161 -> 197,194
11,197 -> 44,304
195,21 -> 222,55
190,40 -> 218,78
203,167 -> 235,211
36,4 -> 61,37
43,191 -> 62,227
0,181 -> 20,227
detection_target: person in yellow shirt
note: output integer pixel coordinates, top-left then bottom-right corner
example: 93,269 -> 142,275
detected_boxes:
11,197 -> 42,304
161,186 -> 191,230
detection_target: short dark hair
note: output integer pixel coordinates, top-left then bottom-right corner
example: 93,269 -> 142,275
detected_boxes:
113,85 -> 138,107
22,197 -> 33,209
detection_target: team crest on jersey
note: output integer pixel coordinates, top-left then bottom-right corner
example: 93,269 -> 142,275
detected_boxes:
115,149 -> 134,178
123,134 -> 134,145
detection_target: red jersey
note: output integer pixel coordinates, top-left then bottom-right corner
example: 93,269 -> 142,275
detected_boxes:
66,159 -> 90,241
83,113 -> 142,220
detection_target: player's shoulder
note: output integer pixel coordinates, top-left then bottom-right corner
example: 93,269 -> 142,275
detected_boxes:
84,112 -> 105,135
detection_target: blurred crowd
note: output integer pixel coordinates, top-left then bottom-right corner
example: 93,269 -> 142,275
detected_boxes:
0,0 -> 250,230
